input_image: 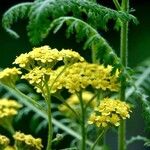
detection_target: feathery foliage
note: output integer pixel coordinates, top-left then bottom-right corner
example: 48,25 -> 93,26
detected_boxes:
2,0 -> 137,44
126,58 -> 150,131
2,2 -> 32,38
50,16 -> 121,66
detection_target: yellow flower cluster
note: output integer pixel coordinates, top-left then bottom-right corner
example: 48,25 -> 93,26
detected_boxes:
13,46 -> 84,70
88,98 -> 131,128
59,91 -> 97,117
4,146 -> 15,150
27,62 -> 120,94
0,67 -> 21,85
0,99 -> 22,120
13,132 -> 43,150
21,67 -> 51,88
0,135 -> 10,149
51,62 -> 120,93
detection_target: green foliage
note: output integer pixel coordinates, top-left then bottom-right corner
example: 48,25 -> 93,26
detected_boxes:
126,58 -> 150,131
2,0 -> 137,44
0,82 -> 96,147
2,2 -> 32,38
126,135 -> 149,146
50,16 -> 121,66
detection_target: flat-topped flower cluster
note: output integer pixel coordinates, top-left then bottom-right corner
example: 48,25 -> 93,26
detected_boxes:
0,46 -> 120,94
13,132 -> 43,150
0,99 -> 22,120
88,98 -> 131,127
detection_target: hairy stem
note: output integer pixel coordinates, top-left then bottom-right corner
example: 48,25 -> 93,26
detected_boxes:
46,95 -> 53,150
45,84 -> 53,150
78,91 -> 86,150
118,0 -> 129,150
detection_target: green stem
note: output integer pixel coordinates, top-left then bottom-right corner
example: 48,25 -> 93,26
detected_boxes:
118,0 -> 129,150
91,129 -> 106,150
113,0 -> 121,10
53,93 -> 81,122
78,91 -> 86,150
45,84 -> 53,150
92,48 -> 99,64
46,95 -> 53,150
45,65 -> 69,150
2,120 -> 15,135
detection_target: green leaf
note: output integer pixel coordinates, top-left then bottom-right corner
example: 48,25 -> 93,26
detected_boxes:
2,2 -> 32,38
27,0 -> 137,44
50,16 -> 121,66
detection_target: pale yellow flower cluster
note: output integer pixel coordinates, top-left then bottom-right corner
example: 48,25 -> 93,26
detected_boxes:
0,67 -> 21,85
13,132 -> 43,150
25,61 -> 120,94
0,135 -> 10,149
4,146 -> 15,150
0,99 -> 22,119
88,98 -> 131,128
13,46 -> 84,70
21,67 -> 51,88
51,62 -> 120,93
59,91 -> 97,117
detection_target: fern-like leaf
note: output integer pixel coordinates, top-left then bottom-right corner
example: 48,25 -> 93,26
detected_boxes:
50,16 -> 121,66
2,2 -> 32,38
27,0 -> 137,44
126,58 -> 150,98
126,58 -> 150,131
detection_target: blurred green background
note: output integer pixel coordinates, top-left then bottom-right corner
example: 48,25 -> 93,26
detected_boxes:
0,0 -> 150,150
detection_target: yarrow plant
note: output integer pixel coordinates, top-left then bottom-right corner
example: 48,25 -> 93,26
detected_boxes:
1,0 -> 149,150
0,45 -> 132,150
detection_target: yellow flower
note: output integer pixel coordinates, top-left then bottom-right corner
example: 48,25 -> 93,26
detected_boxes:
21,67 -> 51,93
13,53 -> 30,68
14,46 -> 84,70
55,62 -> 120,93
88,98 -> 131,128
60,49 -> 84,64
0,99 -> 22,123
13,132 -> 43,150
0,135 -> 10,149
0,67 -> 21,86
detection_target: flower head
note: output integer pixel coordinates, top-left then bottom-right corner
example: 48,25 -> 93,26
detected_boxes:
88,98 -> 131,128
14,46 -> 84,70
54,62 -> 120,93
13,132 -> 43,150
0,67 -> 21,86
0,99 -> 22,125
0,135 -> 10,149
